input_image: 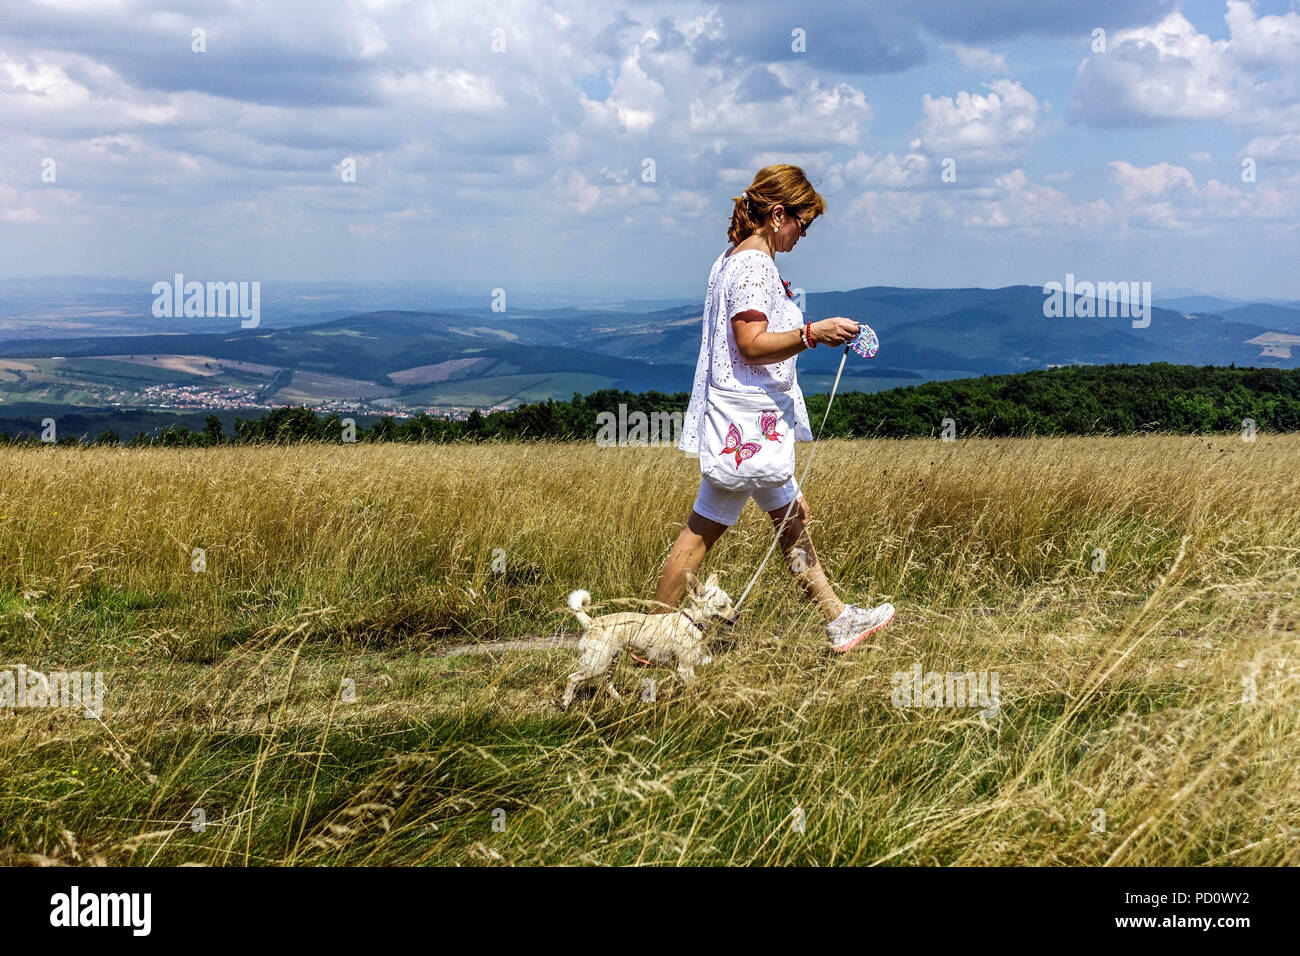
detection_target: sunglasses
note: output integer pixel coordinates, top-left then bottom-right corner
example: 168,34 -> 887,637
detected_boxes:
785,209 -> 813,236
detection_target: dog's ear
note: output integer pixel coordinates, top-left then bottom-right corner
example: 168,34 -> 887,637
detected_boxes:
704,571 -> 720,590
684,571 -> 700,594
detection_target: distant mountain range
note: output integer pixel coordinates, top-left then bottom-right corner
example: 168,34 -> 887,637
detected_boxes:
0,277 -> 698,340
2,284 -> 1299,420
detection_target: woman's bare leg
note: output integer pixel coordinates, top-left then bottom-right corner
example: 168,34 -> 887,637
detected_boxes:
768,496 -> 846,623
652,510 -> 729,612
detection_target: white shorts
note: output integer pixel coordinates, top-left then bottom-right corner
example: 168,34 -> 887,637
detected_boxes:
692,476 -> 802,527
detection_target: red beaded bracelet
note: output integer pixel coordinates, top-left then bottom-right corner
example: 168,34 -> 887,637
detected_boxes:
802,321 -> 816,349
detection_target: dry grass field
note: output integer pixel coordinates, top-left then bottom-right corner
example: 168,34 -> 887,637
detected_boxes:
1,435 -> 1297,865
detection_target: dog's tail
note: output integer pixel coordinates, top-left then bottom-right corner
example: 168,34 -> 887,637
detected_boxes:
566,589 -> 594,629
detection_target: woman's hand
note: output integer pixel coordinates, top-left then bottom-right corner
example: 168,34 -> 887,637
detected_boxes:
811,316 -> 860,346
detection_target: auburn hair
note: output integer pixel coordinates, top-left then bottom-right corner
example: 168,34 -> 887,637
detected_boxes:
727,164 -> 827,245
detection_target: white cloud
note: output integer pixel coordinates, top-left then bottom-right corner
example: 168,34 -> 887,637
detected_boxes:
914,79 -> 1042,166
838,155 -> 1300,241
1240,133 -> 1300,164
0,54 -> 85,100
1105,160 -> 1298,233
378,68 -> 506,114
1108,161 -> 1197,201
562,170 -> 600,213
584,43 -> 665,134
957,169 -> 1114,231
828,149 -> 931,190
1223,0 -> 1300,66
941,42 -> 1009,77
0,0 -> 1295,290
688,74 -> 871,148
1073,2 -> 1300,131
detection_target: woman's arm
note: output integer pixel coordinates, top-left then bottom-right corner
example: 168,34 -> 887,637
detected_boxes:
730,312 -> 862,365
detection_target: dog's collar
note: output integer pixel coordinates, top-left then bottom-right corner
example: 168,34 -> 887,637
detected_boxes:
679,608 -> 706,632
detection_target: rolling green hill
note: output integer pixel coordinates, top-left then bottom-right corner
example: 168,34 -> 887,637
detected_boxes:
3,285 -> 1299,417
6,363 -> 1297,444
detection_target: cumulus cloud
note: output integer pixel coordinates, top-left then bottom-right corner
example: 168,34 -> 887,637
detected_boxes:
1072,2 -> 1300,131
1241,132 -> 1300,165
1101,159 -> 1297,233
845,166 -> 1114,235
1108,161 -> 1197,201
837,152 -> 1299,242
0,0 -> 1295,292
914,79 -> 1043,167
827,149 -> 931,190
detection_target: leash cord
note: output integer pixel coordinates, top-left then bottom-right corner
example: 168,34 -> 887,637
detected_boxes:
732,345 -> 849,612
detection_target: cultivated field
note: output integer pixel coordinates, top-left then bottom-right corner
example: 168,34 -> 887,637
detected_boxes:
1,435 -> 1297,865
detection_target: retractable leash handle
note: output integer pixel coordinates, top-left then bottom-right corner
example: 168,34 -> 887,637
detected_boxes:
732,322 -> 877,613
848,323 -> 880,359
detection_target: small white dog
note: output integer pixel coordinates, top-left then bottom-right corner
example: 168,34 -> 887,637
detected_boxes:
561,571 -> 736,709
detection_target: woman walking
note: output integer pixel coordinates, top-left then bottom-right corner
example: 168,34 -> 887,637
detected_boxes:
653,164 -> 894,652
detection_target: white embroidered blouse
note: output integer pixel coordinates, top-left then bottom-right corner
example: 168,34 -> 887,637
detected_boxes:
678,248 -> 814,457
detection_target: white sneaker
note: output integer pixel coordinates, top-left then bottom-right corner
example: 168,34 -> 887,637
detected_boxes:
826,602 -> 895,653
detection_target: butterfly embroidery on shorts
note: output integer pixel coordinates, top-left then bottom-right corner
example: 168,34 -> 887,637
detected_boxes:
720,422 -> 763,468
759,410 -> 783,442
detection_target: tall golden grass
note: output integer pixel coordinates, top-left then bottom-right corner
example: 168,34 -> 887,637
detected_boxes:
0,434 -> 1297,865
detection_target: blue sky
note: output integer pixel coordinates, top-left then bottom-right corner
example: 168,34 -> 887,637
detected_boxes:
1,0 -> 1298,301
